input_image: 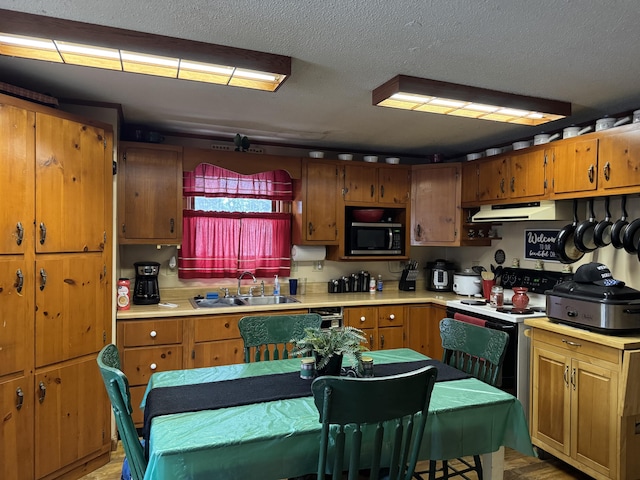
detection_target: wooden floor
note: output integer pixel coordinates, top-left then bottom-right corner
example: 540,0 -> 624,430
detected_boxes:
79,443 -> 593,479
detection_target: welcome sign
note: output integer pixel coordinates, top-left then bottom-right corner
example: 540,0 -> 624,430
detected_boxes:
524,229 -> 560,261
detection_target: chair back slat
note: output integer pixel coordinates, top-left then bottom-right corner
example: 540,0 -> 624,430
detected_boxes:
439,318 -> 510,387
239,313 -> 322,362
97,344 -> 147,480
312,366 -> 438,480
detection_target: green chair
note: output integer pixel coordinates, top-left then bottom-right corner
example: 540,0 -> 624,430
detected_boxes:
415,317 -> 509,480
238,313 -> 322,362
311,366 -> 438,480
97,344 -> 147,480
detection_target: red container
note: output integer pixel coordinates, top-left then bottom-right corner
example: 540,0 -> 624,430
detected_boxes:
117,278 -> 131,310
352,209 -> 384,222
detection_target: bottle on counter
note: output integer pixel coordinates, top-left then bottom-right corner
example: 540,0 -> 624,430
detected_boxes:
377,274 -> 383,292
369,277 -> 376,293
273,275 -> 280,295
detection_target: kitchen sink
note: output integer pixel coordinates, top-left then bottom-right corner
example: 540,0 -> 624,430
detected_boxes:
189,295 -> 300,308
238,295 -> 300,306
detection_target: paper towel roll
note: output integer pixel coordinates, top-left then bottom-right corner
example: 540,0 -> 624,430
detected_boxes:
291,245 -> 326,261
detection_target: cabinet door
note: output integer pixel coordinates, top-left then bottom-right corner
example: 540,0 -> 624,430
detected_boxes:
552,138 -> 598,195
0,258 -> 32,377
477,156 -> 508,202
35,113 -> 107,253
343,164 -> 378,203
460,161 -> 478,205
406,305 -> 446,360
508,149 -> 547,199
598,128 -> 640,191
0,376 -> 34,480
301,160 -> 339,243
0,104 -> 34,254
193,339 -> 244,367
530,344 -> 571,456
118,144 -> 182,243
378,167 -> 410,204
571,358 -> 617,477
35,358 -> 110,479
378,326 -> 404,350
122,346 -> 183,386
345,306 -> 377,330
411,164 -> 461,246
35,254 -> 107,367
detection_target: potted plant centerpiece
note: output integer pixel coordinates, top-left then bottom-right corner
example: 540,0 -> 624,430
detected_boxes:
292,326 -> 368,376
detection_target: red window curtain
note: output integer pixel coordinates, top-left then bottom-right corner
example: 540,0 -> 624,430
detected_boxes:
179,165 -> 292,279
183,163 -> 292,200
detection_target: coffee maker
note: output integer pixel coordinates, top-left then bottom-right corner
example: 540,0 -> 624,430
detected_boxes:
133,261 -> 161,305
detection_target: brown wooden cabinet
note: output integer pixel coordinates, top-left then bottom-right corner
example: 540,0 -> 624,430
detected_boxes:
528,321 -> 640,480
0,93 -> 113,480
345,305 -> 405,351
342,163 -> 410,205
118,142 -> 183,244
551,138 -> 599,197
405,304 -> 446,360
598,127 -> 640,194
292,159 -> 340,245
411,163 -> 461,246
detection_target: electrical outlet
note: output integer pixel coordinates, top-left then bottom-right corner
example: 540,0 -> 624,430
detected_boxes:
313,260 -> 324,271
290,262 -> 298,272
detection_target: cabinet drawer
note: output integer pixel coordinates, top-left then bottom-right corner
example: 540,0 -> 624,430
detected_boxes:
121,319 -> 183,347
346,307 -> 377,330
123,346 -> 183,386
194,314 -> 241,342
534,329 -> 619,364
378,305 -> 404,327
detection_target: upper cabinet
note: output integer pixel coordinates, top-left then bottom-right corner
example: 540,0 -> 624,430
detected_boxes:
597,127 -> 640,193
292,159 -> 340,245
411,163 -> 462,246
118,142 -> 183,244
342,163 -> 410,205
551,138 -> 599,197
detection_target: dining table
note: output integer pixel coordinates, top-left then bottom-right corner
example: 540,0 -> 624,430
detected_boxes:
140,348 -> 535,480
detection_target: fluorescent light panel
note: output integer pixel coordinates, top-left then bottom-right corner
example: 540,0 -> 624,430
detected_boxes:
0,32 -> 287,92
373,75 -> 571,126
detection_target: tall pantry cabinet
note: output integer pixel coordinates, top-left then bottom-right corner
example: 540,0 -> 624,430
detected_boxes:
0,93 -> 113,480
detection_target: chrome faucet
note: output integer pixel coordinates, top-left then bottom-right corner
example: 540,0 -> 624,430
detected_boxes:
237,271 -> 257,296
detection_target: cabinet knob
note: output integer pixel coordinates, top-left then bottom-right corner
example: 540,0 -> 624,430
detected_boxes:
360,316 -> 366,322
150,363 -> 157,370
150,330 -> 157,338
603,161 -> 611,181
389,314 -> 395,320
588,164 -> 595,183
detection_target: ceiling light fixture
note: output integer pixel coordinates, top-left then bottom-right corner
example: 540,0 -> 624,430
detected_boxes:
0,9 -> 290,92
373,75 -> 571,125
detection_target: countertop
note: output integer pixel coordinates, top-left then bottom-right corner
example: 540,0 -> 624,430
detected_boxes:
525,317 -> 640,350
117,288 -> 462,320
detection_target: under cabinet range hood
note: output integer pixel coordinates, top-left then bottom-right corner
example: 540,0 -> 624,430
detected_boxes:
471,201 -> 571,222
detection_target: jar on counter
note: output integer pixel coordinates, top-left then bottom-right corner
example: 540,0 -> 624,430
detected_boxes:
117,278 -> 131,310
489,286 -> 504,308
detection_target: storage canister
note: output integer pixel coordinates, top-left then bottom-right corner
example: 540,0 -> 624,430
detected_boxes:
490,286 -> 504,308
117,278 -> 131,310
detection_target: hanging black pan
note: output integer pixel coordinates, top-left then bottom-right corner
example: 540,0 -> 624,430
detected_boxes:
623,217 -> 640,254
611,195 -> 629,249
593,197 -> 613,248
574,198 -> 598,253
555,199 -> 585,264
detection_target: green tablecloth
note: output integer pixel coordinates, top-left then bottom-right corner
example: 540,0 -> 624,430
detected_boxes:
141,348 -> 534,480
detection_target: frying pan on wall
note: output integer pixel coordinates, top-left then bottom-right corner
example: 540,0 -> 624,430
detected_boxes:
611,195 -> 629,249
593,197 -> 613,248
574,198 -> 598,253
556,199 -> 585,264
622,217 -> 640,254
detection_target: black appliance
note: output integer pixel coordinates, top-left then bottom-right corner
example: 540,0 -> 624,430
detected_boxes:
425,259 -> 455,291
133,261 -> 161,305
346,222 -> 404,256
399,260 -> 418,291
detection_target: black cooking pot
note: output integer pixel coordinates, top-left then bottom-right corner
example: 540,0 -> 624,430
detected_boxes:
556,199 -> 585,264
574,198 -> 598,253
593,197 -> 613,248
611,195 -> 629,249
622,218 -> 640,254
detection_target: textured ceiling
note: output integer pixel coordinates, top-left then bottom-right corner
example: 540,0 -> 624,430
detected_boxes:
1,1 -> 640,161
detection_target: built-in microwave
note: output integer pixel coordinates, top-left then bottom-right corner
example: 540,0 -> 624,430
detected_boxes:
347,222 -> 404,255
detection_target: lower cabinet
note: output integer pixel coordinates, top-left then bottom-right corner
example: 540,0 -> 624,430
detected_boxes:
528,324 -> 640,480
0,376 -> 34,480
345,305 -> 405,351
405,304 -> 446,360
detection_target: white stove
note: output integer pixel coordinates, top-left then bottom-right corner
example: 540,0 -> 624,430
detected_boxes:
444,268 -> 572,422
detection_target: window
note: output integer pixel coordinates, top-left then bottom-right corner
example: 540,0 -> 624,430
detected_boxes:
179,164 -> 292,279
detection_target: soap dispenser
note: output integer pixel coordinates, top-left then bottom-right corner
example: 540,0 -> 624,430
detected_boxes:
273,275 -> 280,295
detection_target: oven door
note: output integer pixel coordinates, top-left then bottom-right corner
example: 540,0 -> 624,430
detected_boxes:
445,306 -> 518,396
